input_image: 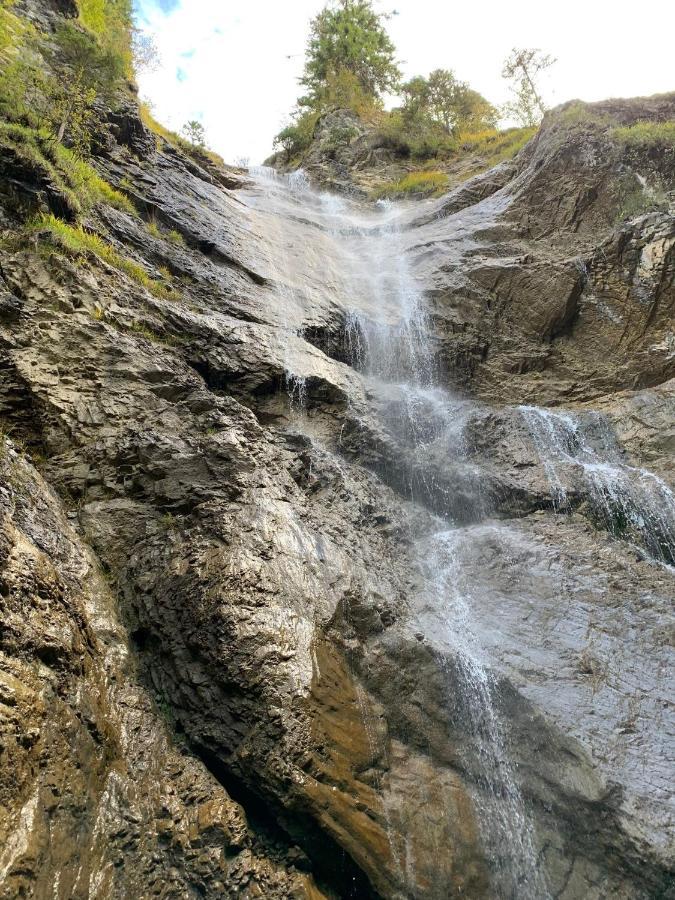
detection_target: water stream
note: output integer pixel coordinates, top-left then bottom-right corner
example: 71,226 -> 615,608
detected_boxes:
242,167 -> 674,897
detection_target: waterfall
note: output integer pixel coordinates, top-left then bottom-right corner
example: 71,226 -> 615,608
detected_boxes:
240,168 -> 674,897
310,190 -> 548,898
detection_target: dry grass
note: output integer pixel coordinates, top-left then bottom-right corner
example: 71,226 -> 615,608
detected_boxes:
373,170 -> 449,200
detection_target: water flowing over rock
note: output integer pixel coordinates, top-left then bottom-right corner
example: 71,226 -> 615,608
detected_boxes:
0,4 -> 674,896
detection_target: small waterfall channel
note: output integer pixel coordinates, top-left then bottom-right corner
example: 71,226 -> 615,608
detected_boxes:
519,405 -> 675,564
242,167 -> 675,897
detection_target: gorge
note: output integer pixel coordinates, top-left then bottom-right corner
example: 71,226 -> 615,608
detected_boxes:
0,1 -> 674,897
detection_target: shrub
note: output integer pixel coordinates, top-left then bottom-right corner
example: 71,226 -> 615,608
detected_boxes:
0,5 -> 129,153
274,109 -> 321,159
614,174 -> 669,222
456,125 -> 536,163
0,1 -> 27,55
76,0 -> 134,76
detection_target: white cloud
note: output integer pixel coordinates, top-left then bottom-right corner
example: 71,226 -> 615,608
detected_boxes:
135,0 -> 675,165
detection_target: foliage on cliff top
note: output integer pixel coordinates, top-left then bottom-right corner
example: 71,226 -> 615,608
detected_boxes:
299,0 -> 400,106
274,0 -> 526,173
372,170 -> 449,200
611,120 -> 675,147
371,126 -> 535,199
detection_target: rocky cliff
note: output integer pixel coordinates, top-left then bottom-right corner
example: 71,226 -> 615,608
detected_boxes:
1,2 -> 674,898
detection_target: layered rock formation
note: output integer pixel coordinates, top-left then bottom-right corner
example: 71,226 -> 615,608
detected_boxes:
1,3 -> 674,897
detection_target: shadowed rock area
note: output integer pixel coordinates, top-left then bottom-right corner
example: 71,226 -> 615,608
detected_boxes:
0,2 -> 674,897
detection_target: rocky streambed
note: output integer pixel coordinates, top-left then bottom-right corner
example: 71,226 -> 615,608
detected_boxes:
0,7 -> 674,893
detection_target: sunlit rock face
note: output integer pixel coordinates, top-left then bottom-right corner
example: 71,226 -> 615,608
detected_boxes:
1,3 -> 674,897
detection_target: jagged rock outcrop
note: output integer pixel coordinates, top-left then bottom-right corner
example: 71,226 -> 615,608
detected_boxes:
1,2 -> 674,897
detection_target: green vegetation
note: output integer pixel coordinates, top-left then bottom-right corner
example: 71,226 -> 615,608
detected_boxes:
47,21 -> 126,150
0,122 -> 134,216
502,48 -> 556,127
0,0 -> 139,221
0,6 -> 130,152
614,174 -> 669,223
555,101 -> 612,129
167,229 -> 185,246
275,1 -> 542,178
181,119 -> 206,148
300,0 -> 400,104
373,170 -> 449,200
374,71 -> 500,161
30,213 -> 174,298
275,0 -> 397,160
76,0 -> 134,76
611,120 -> 675,147
399,70 -> 498,137
274,110 -> 322,160
0,1 -> 27,55
371,126 -> 535,198
458,125 -> 537,162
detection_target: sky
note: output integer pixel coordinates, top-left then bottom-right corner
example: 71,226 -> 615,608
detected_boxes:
134,0 -> 675,165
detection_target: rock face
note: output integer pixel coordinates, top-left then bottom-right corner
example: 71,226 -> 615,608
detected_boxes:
1,4 -> 674,898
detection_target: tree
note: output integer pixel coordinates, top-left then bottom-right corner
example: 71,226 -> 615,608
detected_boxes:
400,69 -> 498,136
502,48 -> 555,127
427,69 -> 463,133
46,23 -> 126,150
400,76 -> 431,127
182,120 -> 206,147
450,87 -> 499,132
300,0 -> 400,105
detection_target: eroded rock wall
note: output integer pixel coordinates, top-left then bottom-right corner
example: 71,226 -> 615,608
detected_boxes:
0,3 -> 674,897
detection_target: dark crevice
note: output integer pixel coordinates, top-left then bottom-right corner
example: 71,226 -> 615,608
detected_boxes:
193,743 -> 381,900
188,358 -> 280,399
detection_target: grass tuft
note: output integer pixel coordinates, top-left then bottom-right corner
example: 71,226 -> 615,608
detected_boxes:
455,126 -> 537,163
30,213 -> 175,299
167,229 -> 185,245
0,122 -> 135,216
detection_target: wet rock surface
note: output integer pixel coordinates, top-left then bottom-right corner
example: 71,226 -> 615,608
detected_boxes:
1,4 -> 674,897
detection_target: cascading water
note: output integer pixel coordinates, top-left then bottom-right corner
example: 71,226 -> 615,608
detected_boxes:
311,189 -> 548,899
520,405 -> 675,564
240,166 -> 674,897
